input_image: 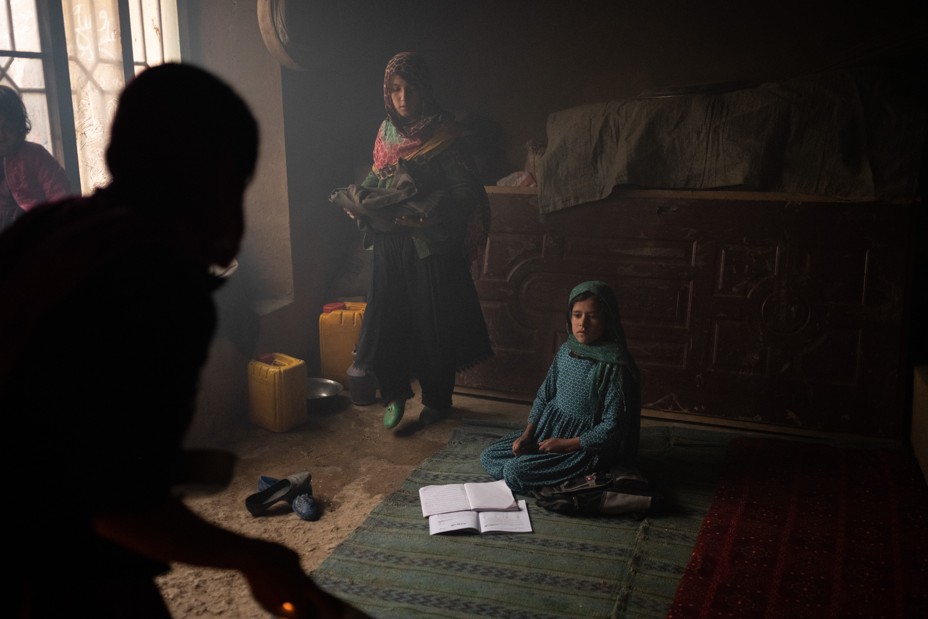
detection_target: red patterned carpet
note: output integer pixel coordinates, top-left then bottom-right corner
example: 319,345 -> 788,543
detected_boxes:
668,437 -> 928,618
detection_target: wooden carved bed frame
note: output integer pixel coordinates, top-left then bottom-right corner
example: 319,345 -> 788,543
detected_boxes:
458,186 -> 917,440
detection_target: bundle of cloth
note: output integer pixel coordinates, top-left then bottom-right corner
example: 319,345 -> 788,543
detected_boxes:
329,161 -> 445,232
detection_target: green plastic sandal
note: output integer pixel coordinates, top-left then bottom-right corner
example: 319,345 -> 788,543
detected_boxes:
383,400 -> 405,429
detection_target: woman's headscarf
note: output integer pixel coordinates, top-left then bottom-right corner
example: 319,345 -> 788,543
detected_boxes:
564,280 -> 639,413
372,51 -> 455,175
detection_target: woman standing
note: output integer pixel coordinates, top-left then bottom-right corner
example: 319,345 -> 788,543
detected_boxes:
480,281 -> 641,494
0,85 -> 72,233
342,51 -> 493,429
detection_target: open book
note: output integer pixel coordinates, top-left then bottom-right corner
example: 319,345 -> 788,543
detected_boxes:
429,499 -> 532,535
419,479 -> 518,517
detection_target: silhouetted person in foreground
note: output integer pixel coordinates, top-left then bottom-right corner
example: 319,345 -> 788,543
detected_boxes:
0,63 -> 365,618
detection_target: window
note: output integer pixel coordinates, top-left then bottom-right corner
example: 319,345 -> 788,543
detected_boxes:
1,0 -> 61,159
1,0 -> 180,194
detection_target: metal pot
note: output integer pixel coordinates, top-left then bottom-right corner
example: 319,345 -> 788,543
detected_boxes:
307,377 -> 343,400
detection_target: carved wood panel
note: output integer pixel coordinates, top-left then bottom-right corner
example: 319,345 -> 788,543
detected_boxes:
458,188 -> 915,439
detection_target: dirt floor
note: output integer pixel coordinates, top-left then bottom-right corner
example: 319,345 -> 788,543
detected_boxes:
156,389 -> 527,618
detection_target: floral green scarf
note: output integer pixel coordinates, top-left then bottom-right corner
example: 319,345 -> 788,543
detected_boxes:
373,51 -> 451,177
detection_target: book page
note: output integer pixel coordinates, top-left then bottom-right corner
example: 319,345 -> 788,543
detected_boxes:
428,509 -> 481,535
419,483 -> 471,517
478,500 -> 533,533
463,479 -> 518,511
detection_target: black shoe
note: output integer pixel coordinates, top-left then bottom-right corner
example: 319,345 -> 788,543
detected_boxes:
419,406 -> 450,426
245,472 -> 312,516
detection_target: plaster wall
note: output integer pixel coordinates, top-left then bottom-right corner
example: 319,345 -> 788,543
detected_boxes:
178,1 -> 309,441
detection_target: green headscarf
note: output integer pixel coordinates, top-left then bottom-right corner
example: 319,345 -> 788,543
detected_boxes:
564,280 -> 639,414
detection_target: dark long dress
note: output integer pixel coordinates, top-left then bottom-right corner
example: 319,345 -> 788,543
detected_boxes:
354,136 -> 493,409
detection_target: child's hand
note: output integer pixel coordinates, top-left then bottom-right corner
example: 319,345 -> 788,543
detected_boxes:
537,437 -> 580,453
512,434 -> 537,454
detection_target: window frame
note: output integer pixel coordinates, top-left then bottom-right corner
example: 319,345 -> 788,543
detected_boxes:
0,1 -> 80,191
1,0 -> 181,195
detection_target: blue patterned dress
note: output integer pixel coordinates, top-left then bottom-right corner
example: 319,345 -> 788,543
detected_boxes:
480,343 -> 640,495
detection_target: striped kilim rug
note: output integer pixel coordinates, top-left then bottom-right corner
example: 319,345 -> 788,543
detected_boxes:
312,421 -> 733,618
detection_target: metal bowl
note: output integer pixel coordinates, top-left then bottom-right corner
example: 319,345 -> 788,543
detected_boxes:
307,377 -> 343,400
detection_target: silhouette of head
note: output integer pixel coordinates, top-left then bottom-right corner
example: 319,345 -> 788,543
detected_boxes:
105,63 -> 259,267
106,63 -> 258,195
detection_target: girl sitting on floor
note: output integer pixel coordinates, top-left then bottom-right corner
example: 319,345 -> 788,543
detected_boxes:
480,280 -> 641,494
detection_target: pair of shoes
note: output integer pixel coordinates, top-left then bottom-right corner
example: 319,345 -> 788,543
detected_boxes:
383,400 -> 405,429
419,406 -> 450,426
245,472 -> 312,517
256,474 -> 322,521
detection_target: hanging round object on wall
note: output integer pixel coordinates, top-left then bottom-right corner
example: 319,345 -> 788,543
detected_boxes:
257,0 -> 347,72
257,0 -> 303,70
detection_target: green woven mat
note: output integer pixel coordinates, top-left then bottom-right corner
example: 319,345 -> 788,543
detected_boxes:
313,422 -> 732,618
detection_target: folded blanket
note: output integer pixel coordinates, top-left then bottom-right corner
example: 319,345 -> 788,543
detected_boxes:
329,163 -> 444,231
536,66 -> 926,213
